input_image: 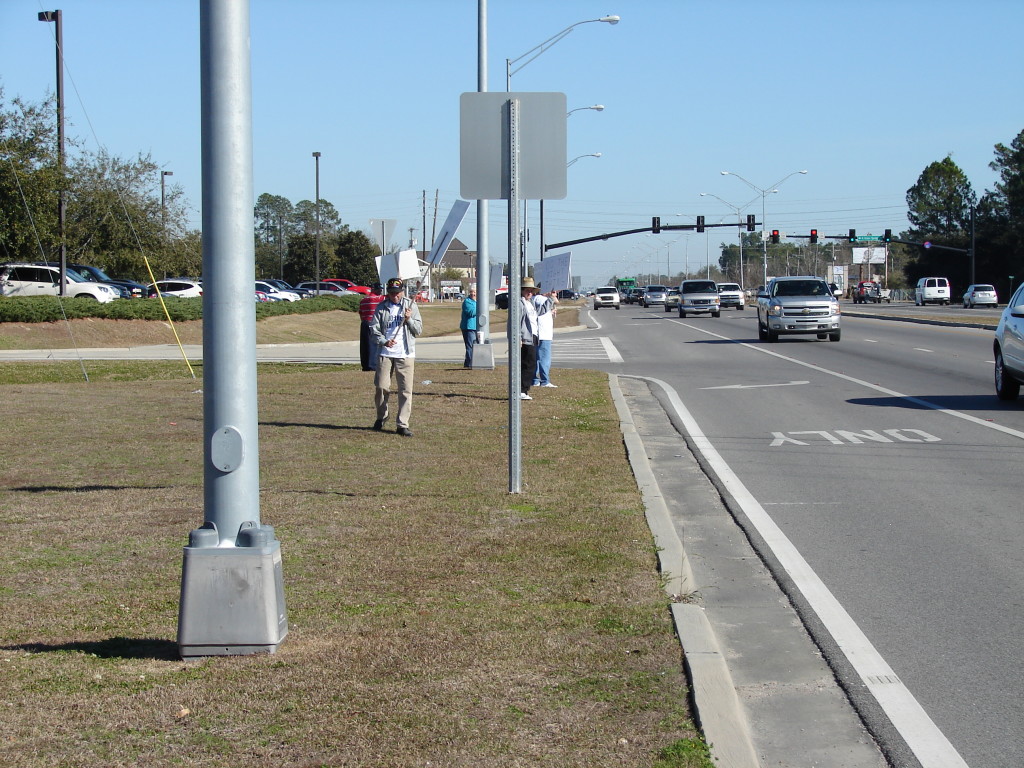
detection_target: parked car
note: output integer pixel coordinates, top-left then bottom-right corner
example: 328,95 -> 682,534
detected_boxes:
963,284 -> 998,309
0,263 -> 121,303
35,262 -> 146,298
756,276 -> 840,342
593,286 -> 621,310
677,279 -> 720,318
664,288 -> 680,312
148,279 -> 203,298
994,282 -> 1024,400
915,276 -> 951,306
295,281 -> 352,297
324,278 -> 371,295
642,285 -> 669,307
495,290 -> 510,309
255,280 -> 301,301
717,282 -> 745,310
264,279 -> 312,298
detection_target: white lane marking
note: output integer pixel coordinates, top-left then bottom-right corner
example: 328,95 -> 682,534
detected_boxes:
702,380 -> 809,390
914,347 -> 933,353
669,319 -> 1024,442
600,336 -> 624,363
865,339 -> 879,343
626,374 -> 971,768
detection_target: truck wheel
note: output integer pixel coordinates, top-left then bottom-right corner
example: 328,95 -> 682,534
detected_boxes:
679,310 -> 686,318
665,305 -> 671,312
712,311 -> 720,318
594,305 -> 599,311
767,328 -> 778,343
829,330 -> 841,342
738,305 -> 745,310
757,322 -> 767,341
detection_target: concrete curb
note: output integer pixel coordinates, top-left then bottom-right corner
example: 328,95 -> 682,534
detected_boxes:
607,374 -> 760,768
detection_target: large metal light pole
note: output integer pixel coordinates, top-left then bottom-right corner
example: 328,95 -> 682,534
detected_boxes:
506,16 -> 617,276
178,0 -> 286,658
312,152 -> 321,286
161,170 -> 174,231
38,10 -> 66,295
721,170 -> 807,286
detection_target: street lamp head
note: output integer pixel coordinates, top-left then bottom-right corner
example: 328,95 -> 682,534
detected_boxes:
312,151 -> 321,158
162,170 -> 174,177
599,15 -> 621,24
720,171 -> 731,176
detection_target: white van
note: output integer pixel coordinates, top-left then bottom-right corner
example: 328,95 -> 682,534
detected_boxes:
915,277 -> 950,306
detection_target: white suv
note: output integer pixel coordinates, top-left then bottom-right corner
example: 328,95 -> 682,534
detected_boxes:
0,263 -> 121,303
593,286 -> 621,310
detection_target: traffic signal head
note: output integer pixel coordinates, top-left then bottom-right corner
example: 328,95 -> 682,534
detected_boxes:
848,228 -> 857,243
746,214 -> 756,232
652,216 -> 661,234
810,229 -> 818,244
696,215 -> 705,233
771,230 -> 780,244
883,229 -> 892,243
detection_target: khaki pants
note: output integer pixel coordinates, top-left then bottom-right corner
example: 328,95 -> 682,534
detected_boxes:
374,356 -> 414,428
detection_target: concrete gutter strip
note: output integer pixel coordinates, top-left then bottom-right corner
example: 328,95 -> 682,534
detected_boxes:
608,373 -> 760,768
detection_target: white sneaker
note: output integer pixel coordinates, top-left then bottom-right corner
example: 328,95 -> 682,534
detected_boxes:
540,382 -> 558,388
520,392 -> 533,400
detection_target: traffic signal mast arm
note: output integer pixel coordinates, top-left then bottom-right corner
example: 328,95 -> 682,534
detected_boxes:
544,217 -> 759,252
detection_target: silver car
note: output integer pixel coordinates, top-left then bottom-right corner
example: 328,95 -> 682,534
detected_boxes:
963,284 -> 998,308
642,284 -> 669,307
994,282 -> 1024,400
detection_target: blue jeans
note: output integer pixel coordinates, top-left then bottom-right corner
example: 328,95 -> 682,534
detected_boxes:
461,328 -> 475,367
534,339 -> 552,385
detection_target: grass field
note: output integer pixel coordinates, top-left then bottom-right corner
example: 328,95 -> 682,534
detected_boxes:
0,305 -> 713,767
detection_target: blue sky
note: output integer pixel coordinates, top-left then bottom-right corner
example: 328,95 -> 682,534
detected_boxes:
3,0 -> 1022,287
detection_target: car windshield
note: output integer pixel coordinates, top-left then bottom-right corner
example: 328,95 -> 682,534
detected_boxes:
65,268 -> 90,283
647,285 -> 667,292
685,281 -> 716,293
719,284 -> 739,291
774,280 -> 827,296
596,287 -> 616,294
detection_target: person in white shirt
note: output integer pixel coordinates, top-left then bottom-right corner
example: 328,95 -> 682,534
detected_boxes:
532,288 -> 558,387
510,278 -> 539,400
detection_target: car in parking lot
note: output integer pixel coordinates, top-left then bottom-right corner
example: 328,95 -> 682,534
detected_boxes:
255,280 -> 301,301
963,284 -> 998,308
993,282 -> 1024,400
717,282 -> 745,310
593,286 -> 621,310
641,285 -> 669,307
295,281 -> 352,297
0,263 -> 122,302
677,279 -> 720,318
148,279 -> 203,298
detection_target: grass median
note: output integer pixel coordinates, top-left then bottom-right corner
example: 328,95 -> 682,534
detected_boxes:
0,349 -> 713,766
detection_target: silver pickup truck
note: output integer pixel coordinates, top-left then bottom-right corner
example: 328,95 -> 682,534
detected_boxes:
756,276 -> 841,342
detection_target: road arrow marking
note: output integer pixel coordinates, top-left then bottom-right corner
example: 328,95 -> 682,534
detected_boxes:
702,380 -> 809,390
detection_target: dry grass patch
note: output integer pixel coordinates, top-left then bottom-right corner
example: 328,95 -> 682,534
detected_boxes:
0,360 -> 710,767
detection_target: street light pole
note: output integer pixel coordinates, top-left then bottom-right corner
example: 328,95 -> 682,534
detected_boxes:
312,151 -> 321,286
161,170 -> 174,232
38,10 -> 66,295
700,191 -> 760,288
721,169 -> 807,287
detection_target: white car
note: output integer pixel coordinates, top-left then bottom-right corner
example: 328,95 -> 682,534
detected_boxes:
994,282 -> 1024,400
148,279 -> 203,298
255,280 -> 301,301
0,263 -> 121,303
677,279 -> 720,318
963,284 -> 998,309
593,286 -> 621,310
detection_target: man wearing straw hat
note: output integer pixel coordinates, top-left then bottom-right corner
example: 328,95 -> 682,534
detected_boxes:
514,277 -> 540,401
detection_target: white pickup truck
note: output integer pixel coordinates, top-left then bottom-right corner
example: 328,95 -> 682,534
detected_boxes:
757,276 -> 841,342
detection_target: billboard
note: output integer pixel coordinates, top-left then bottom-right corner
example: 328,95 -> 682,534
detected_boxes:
851,246 -> 886,265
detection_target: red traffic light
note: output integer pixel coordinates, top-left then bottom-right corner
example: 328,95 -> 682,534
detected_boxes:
810,229 -> 818,244
770,230 -> 780,244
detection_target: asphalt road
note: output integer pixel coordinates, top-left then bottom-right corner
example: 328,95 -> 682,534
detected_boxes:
560,302 -> 1023,768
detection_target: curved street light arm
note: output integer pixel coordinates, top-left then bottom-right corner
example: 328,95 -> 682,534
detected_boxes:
506,16 -> 619,89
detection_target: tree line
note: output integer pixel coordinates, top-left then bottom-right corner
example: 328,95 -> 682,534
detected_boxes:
1,88 -> 379,286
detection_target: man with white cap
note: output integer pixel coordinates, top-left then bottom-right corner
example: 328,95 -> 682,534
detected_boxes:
370,278 -> 423,436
